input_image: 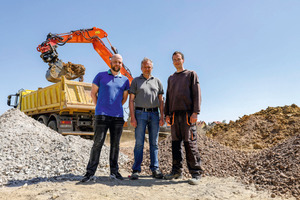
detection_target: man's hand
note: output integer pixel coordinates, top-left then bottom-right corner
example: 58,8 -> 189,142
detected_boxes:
159,117 -> 164,126
130,117 -> 137,128
190,113 -> 198,124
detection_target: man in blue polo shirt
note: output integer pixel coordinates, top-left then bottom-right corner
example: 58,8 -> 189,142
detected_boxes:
81,54 -> 130,182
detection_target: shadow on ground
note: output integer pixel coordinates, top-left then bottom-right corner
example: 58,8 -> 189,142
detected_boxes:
5,174 -> 186,188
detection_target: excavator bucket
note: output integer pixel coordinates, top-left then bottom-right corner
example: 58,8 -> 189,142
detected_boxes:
46,59 -> 85,83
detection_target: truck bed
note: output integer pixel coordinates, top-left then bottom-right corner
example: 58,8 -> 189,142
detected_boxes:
21,77 -> 95,115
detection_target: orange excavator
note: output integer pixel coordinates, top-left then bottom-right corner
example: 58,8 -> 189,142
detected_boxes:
37,27 -> 133,83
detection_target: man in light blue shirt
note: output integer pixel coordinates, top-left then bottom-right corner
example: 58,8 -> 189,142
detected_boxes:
81,54 -> 130,182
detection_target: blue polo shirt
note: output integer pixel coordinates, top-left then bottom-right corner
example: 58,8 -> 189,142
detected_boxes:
92,69 -> 130,117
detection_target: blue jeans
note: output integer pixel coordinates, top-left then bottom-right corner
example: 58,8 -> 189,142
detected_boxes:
132,110 -> 160,172
86,115 -> 124,175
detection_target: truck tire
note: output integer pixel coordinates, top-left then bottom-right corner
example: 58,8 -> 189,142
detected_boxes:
37,115 -> 48,125
48,120 -> 58,131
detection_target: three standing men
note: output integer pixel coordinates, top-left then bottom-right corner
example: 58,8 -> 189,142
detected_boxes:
164,51 -> 203,185
81,54 -> 130,182
129,58 -> 164,180
81,51 -> 203,185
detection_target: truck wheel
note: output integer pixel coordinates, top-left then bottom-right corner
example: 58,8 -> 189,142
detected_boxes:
38,115 -> 48,125
48,120 -> 58,131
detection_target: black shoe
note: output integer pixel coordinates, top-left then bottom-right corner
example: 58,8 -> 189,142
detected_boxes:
81,173 -> 93,182
110,172 -> 124,180
130,171 -> 139,180
152,169 -> 163,179
164,171 -> 182,180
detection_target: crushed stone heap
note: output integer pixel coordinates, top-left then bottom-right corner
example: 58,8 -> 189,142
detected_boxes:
0,109 -> 128,185
124,105 -> 300,199
124,133 -> 249,178
128,132 -> 299,198
242,133 -> 300,198
206,104 -> 300,150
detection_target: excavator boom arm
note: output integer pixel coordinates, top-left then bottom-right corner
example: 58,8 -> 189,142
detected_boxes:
37,27 -> 133,83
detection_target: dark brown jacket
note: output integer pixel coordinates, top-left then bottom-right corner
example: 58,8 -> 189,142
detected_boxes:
164,69 -> 201,116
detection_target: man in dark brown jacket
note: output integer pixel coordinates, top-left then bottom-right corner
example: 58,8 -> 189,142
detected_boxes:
164,51 -> 203,185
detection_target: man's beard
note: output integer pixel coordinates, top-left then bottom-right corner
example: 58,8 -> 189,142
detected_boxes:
111,66 -> 120,72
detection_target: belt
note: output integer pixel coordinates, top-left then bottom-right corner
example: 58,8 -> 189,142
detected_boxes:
136,107 -> 158,112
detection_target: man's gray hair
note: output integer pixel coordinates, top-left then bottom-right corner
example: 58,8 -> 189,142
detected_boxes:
141,57 -> 153,67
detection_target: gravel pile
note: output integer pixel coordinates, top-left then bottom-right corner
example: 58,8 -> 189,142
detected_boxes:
206,104 -> 300,150
126,133 -> 299,199
123,105 -> 300,199
242,133 -> 300,198
0,109 -> 128,186
124,133 -> 250,178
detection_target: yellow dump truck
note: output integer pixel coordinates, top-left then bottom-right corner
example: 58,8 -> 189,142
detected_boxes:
7,77 -> 95,136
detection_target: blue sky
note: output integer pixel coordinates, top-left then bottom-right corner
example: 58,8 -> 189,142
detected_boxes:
0,0 -> 299,123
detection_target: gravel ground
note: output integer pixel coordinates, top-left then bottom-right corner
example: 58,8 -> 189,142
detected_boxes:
0,109 -> 128,186
0,107 -> 299,199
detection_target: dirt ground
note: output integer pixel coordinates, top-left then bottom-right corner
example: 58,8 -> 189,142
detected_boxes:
0,169 -> 294,200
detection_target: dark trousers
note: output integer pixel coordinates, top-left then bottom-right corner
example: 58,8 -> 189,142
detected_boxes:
86,115 -> 124,175
170,112 -> 203,177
